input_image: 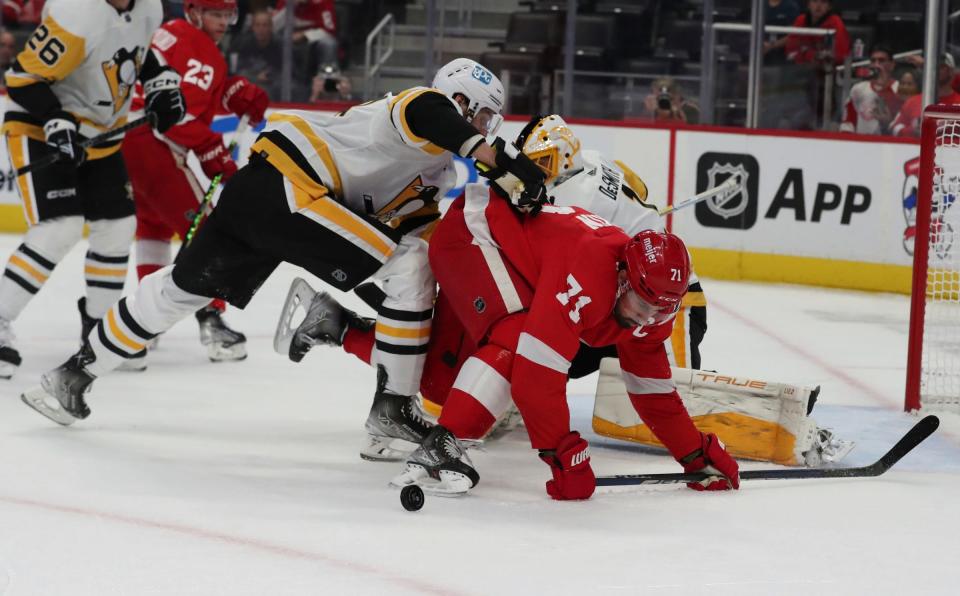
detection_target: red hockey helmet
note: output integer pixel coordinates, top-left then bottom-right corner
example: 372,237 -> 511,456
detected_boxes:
621,230 -> 690,325
185,0 -> 239,25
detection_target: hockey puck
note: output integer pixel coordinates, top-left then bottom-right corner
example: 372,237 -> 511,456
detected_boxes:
400,485 -> 425,511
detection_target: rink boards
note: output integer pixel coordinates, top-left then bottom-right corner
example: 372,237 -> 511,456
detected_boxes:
0,99 -> 926,294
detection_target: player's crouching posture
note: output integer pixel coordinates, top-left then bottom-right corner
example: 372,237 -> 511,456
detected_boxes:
391,182 -> 739,498
122,0 -> 269,367
0,0 -> 185,378
21,58 -> 548,426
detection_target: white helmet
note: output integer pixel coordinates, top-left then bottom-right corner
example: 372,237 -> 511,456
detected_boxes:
516,114 -> 583,186
432,58 -> 505,136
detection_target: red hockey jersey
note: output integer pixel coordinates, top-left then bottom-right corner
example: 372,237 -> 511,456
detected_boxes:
131,18 -> 227,151
478,190 -> 702,456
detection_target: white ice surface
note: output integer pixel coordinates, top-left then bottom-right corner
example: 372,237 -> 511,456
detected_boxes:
0,234 -> 958,596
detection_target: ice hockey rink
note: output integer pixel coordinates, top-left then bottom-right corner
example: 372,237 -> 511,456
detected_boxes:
0,234 -> 958,596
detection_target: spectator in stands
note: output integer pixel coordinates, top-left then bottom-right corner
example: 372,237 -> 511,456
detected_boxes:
273,0 -> 338,70
891,53 -> 960,138
643,78 -> 699,124
308,64 -> 352,102
784,0 -> 850,66
2,0 -> 23,27
0,30 -> 15,89
840,46 -> 902,135
763,0 -> 801,64
897,67 -> 920,102
231,8 -> 284,99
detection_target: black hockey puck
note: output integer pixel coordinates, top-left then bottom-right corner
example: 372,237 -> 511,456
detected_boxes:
400,485 -> 425,511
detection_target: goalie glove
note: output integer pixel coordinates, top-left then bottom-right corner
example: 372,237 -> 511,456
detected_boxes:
679,432 -> 740,491
539,431 -> 596,500
477,138 -> 549,215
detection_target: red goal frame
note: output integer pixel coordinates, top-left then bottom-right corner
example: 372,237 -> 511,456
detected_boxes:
904,104 -> 960,411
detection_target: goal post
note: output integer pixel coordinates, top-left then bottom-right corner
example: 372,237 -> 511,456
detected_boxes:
905,104 -> 960,412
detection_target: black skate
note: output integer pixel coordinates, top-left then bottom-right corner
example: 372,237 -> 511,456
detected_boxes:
78,298 -> 145,371
0,317 -> 22,379
196,305 -> 247,362
273,277 -> 373,362
21,345 -> 96,426
390,425 -> 480,497
361,366 -> 434,462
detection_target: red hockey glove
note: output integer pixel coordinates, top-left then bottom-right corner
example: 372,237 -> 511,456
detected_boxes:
222,76 -> 269,125
195,136 -> 238,182
538,431 -> 595,501
680,432 -> 740,491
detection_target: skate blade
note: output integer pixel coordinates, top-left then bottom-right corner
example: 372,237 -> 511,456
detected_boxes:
207,342 -> 248,362
117,356 -> 147,372
21,387 -> 77,426
273,277 -> 317,356
360,435 -> 416,462
390,463 -> 471,497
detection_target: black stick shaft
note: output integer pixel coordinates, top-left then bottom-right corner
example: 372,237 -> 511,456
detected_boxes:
14,115 -> 154,177
596,415 -> 939,487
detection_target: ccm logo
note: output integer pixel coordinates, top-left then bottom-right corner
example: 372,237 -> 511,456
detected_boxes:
695,373 -> 768,390
571,448 -> 590,467
46,188 -> 77,200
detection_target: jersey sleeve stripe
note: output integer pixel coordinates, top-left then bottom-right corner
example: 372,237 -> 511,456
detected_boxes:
16,15 -> 87,82
517,332 -> 572,374
266,113 -> 343,196
462,185 -> 525,314
620,371 -> 676,395
389,88 -> 448,155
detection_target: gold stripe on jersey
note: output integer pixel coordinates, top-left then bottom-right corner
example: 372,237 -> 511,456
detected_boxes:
251,137 -> 332,200
418,219 -> 439,243
670,308 -> 688,368
6,136 -> 37,225
3,113 -> 127,160
4,71 -> 45,88
389,88 -> 447,156
614,159 -> 649,201
299,196 -> 397,263
265,113 -> 343,196
16,16 -> 86,82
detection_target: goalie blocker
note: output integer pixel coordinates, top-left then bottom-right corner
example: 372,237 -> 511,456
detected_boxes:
593,358 -> 853,466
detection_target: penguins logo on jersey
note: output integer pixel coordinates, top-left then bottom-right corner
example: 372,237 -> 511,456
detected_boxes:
375,176 -> 440,228
100,47 -> 143,114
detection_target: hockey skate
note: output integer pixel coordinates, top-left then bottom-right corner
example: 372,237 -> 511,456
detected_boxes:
78,298 -> 145,372
361,366 -> 434,461
0,317 -> 22,379
273,277 -> 373,362
21,345 -> 96,426
196,305 -> 247,362
390,425 -> 480,497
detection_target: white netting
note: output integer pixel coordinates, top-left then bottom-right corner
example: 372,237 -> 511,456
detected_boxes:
920,120 -> 960,409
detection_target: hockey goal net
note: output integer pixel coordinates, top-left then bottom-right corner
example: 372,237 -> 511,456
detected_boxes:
906,104 -> 960,412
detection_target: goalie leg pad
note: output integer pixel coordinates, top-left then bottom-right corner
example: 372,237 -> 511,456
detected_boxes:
593,359 -> 833,466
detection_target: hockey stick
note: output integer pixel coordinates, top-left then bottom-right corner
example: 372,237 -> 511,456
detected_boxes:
183,114 -> 251,246
15,114 -> 155,177
596,415 -> 939,486
657,175 -> 742,217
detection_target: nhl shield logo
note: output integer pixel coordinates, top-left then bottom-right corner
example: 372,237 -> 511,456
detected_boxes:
474,297 -> 486,313
331,269 -> 348,283
695,152 -> 759,230
705,163 -> 750,219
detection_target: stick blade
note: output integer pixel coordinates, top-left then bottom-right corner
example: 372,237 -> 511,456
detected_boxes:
877,415 -> 940,471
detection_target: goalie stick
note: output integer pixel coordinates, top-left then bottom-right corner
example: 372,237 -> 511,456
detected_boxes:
596,415 -> 939,486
